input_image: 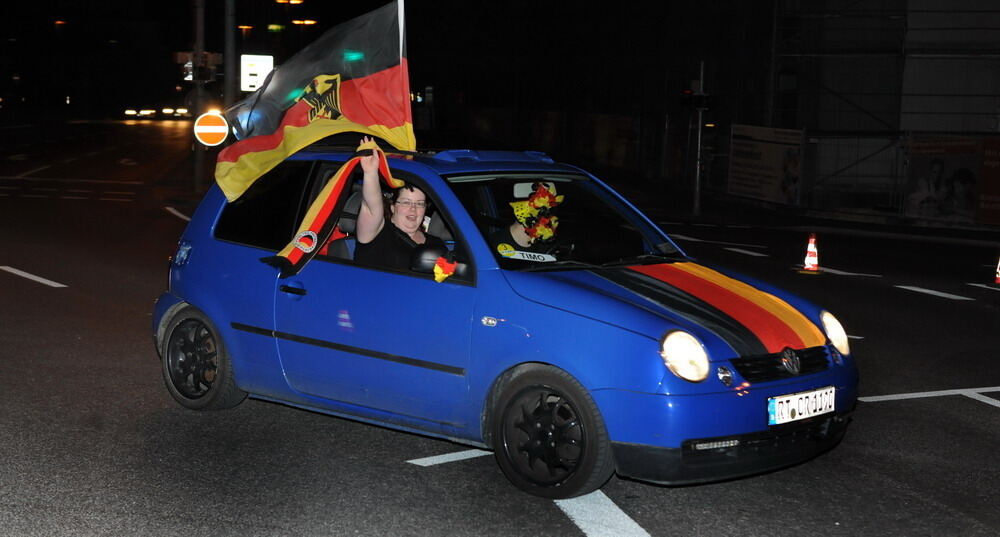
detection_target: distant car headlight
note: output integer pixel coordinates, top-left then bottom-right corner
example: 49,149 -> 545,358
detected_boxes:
821,311 -> 850,356
124,109 -> 137,116
660,330 -> 709,382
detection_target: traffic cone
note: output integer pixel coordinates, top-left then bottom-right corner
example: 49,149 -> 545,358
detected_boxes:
800,233 -> 819,274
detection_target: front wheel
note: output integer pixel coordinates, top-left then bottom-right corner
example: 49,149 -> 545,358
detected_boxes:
492,366 -> 614,499
160,307 -> 246,410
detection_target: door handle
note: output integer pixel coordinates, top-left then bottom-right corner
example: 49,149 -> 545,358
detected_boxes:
279,284 -> 307,296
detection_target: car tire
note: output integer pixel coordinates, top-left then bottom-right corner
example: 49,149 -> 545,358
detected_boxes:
492,366 -> 614,499
160,307 -> 246,410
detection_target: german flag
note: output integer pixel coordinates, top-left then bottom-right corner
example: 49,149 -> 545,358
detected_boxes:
216,1 -> 414,202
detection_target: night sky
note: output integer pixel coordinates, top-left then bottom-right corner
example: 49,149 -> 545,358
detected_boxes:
2,1 -> 767,127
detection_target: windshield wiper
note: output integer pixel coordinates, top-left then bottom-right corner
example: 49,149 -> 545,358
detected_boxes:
598,253 -> 684,267
519,259 -> 604,272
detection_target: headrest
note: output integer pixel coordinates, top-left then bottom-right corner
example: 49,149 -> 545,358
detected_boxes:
337,189 -> 364,234
426,212 -> 452,241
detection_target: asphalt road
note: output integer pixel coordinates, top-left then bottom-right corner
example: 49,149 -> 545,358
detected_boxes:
1,120 -> 999,536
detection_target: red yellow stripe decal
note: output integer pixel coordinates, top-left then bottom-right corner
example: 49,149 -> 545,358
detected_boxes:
630,262 -> 826,352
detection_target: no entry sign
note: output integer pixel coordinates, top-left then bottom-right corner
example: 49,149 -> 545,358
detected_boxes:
193,112 -> 229,146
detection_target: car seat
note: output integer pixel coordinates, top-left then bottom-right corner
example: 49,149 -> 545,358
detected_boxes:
324,187 -> 363,259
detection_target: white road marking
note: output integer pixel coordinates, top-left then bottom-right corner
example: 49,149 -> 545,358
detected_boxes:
859,386 -> 1000,403
98,197 -> 134,202
0,266 -> 67,288
670,233 -> 705,242
59,196 -> 89,200
670,234 -> 767,249
966,283 -> 1000,292
16,165 -> 51,178
8,154 -> 27,161
894,285 -> 974,301
406,449 -> 491,467
692,223 -> 717,227
21,194 -> 47,198
63,157 -> 77,163
104,191 -> 135,196
411,450 -> 651,536
963,392 -> 1000,409
819,267 -> 882,277
848,335 -> 864,340
119,158 -> 137,166
0,176 -> 142,185
165,206 -> 191,222
723,247 -> 770,257
555,490 -> 651,537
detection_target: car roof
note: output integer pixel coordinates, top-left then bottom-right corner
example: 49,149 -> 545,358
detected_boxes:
289,144 -> 584,176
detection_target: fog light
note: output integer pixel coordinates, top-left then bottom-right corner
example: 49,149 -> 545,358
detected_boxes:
694,439 -> 740,451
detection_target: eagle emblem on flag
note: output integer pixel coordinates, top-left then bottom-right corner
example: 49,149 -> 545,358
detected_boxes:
299,74 -> 343,122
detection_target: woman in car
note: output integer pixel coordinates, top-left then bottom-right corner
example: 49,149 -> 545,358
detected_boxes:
354,137 -> 445,271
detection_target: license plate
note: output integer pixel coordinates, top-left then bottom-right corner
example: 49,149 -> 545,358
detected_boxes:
767,386 -> 836,425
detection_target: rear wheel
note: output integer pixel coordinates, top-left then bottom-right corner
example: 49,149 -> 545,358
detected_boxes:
161,307 -> 246,410
492,366 -> 614,499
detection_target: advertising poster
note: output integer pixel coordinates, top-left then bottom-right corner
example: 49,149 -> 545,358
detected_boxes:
906,138 -> 984,224
727,124 -> 804,205
979,138 -> 1000,226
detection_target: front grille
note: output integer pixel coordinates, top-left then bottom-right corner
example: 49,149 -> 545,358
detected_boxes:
729,346 -> 829,382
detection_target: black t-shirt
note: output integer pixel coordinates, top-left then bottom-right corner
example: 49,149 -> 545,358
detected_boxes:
355,218 -> 446,271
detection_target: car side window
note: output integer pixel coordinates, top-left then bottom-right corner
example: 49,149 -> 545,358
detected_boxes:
313,169 -> 473,283
214,160 -> 314,250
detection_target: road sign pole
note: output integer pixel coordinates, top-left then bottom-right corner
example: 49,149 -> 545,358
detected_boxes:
193,0 -> 206,194
693,60 -> 705,217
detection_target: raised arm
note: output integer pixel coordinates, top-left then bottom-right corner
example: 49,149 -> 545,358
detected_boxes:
355,136 -> 385,244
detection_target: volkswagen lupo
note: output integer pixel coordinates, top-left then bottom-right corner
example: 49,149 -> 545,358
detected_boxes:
152,145 -> 858,498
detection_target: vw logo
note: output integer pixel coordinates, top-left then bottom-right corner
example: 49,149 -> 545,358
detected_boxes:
780,348 -> 801,375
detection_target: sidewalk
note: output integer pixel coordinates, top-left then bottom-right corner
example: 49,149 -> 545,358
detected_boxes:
602,177 -> 1000,249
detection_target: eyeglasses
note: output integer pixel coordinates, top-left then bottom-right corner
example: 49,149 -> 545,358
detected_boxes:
394,200 -> 427,209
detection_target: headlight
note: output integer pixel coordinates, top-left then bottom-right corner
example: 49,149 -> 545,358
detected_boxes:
821,311 -> 850,356
660,331 -> 709,382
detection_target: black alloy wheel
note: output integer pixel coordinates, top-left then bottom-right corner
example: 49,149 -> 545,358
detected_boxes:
166,319 -> 218,400
493,367 -> 614,499
160,307 -> 246,410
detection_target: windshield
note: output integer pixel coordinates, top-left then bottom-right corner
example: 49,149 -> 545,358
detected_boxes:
447,173 -> 681,271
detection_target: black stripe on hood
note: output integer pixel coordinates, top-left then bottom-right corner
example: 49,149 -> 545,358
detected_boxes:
592,268 -> 767,358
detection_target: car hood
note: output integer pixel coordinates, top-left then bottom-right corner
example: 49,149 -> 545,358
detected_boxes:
501,261 -> 828,358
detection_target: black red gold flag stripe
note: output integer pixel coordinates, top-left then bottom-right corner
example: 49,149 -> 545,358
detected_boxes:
216,1 -> 414,202
626,262 -> 826,353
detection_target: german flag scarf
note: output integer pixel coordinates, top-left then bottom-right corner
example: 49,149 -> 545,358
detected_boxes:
262,140 -> 403,278
216,1 -> 414,202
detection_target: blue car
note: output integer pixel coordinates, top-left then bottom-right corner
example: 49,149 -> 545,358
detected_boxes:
152,145 -> 858,499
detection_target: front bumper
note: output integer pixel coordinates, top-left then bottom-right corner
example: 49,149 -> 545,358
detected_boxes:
613,411 -> 852,485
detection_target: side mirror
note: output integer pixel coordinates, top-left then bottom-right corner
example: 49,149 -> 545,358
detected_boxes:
410,245 -> 469,278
